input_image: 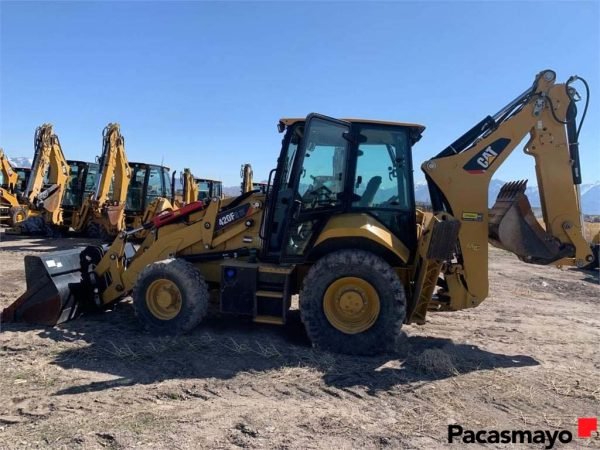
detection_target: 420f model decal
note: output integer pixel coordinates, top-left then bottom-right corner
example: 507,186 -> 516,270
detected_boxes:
215,203 -> 252,231
463,138 -> 511,174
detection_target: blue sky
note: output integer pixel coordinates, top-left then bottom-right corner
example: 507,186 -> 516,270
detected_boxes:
1,1 -> 598,186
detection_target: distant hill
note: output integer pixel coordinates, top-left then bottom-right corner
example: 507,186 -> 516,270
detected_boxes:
415,179 -> 600,215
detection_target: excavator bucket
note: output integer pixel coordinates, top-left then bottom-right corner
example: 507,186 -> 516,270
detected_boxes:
0,249 -> 87,325
488,180 -> 568,265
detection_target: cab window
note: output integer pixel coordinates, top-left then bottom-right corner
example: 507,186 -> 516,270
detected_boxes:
353,126 -> 412,210
296,119 -> 348,211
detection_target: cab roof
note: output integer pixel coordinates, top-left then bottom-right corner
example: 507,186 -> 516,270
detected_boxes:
279,117 -> 426,134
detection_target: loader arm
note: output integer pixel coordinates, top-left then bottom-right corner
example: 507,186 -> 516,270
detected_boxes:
422,69 -> 592,310
25,124 -> 71,224
0,148 -> 19,190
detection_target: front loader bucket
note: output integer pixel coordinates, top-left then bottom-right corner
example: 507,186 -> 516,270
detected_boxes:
489,180 -> 571,265
0,249 -> 86,325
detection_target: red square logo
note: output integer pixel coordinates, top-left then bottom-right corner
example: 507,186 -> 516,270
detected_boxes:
578,417 -> 598,438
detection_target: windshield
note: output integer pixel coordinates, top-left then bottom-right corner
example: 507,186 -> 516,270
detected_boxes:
145,166 -> 164,206
353,125 -> 413,211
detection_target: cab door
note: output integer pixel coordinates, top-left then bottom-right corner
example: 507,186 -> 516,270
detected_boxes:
263,113 -> 352,262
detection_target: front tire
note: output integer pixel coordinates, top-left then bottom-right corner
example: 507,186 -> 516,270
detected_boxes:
300,249 -> 407,355
132,258 -> 209,335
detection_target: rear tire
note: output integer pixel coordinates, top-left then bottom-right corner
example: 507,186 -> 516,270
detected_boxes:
85,222 -> 112,242
299,249 -> 406,355
132,258 -> 209,335
9,206 -> 28,226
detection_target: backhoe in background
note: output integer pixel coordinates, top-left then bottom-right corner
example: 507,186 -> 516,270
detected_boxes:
68,123 -> 131,239
195,178 -> 223,202
11,124 -> 71,233
2,70 -> 593,355
0,149 -> 30,225
241,163 -> 268,194
172,168 -> 199,207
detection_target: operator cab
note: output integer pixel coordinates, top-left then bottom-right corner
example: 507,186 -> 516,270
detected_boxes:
61,161 -> 99,211
195,178 -> 223,202
252,182 -> 269,194
262,113 -> 424,263
14,168 -> 31,195
126,162 -> 172,215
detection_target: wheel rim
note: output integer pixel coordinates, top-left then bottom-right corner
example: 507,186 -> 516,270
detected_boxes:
323,277 -> 380,334
145,279 -> 182,320
14,210 -> 26,223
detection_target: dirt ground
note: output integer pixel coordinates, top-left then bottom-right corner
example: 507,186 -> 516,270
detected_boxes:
0,231 -> 598,449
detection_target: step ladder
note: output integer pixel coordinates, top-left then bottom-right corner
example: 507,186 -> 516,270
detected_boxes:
253,264 -> 292,325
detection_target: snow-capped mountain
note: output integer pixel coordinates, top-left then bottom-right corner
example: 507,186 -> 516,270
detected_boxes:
415,179 -> 600,214
8,156 -> 33,168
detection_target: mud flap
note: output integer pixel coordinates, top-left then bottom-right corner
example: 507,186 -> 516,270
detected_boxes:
488,180 -> 572,264
0,249 -> 87,325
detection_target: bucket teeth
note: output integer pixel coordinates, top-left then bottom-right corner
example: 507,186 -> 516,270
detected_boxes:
497,179 -> 528,200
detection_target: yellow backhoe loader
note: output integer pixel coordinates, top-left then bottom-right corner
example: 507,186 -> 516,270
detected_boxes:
195,178 -> 223,201
0,149 -> 31,224
68,124 -> 131,238
11,124 -> 71,233
2,70 -> 592,355
241,163 -> 268,194
172,168 -> 199,207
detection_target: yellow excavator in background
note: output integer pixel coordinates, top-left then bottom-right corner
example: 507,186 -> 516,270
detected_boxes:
12,124 -> 71,233
172,168 -> 199,207
3,70 -> 593,355
241,163 -> 268,194
68,123 -> 131,238
0,148 -> 30,224
195,178 -> 223,202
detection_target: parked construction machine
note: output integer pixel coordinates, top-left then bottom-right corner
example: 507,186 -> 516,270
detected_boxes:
2,70 -> 592,355
195,178 -> 223,201
68,122 -> 173,239
67,123 -> 131,238
10,124 -> 72,233
172,168 -> 199,207
0,149 -> 30,224
9,124 -> 102,234
241,163 -> 268,194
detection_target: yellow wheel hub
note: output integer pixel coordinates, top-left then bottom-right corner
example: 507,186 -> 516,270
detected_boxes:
145,279 -> 182,320
323,277 -> 380,334
14,210 -> 26,223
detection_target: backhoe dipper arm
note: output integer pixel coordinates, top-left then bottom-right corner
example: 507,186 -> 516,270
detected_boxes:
72,123 -> 131,232
422,69 -> 592,310
182,168 -> 199,204
0,148 -> 18,190
25,124 -> 70,218
95,124 -> 130,206
241,163 -> 253,193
